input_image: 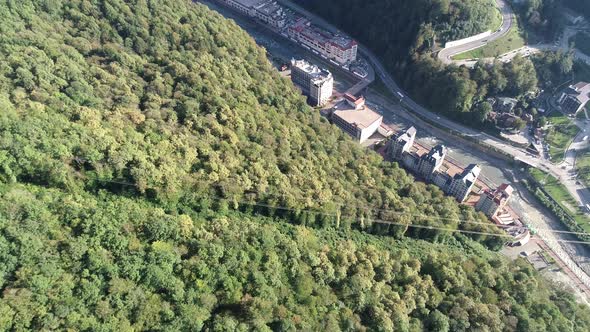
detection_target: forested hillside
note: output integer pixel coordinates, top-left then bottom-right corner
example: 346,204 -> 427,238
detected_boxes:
0,0 -> 503,245
511,0 -> 562,39
0,0 -> 589,330
2,182 -> 590,330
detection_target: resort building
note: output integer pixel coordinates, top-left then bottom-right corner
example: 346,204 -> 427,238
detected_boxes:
218,0 -> 286,28
417,144 -> 447,181
288,18 -> 358,64
290,59 -> 334,106
433,171 -> 452,190
389,126 -> 416,160
331,94 -> 382,143
557,82 -> 590,114
447,164 -> 481,202
476,183 -> 514,218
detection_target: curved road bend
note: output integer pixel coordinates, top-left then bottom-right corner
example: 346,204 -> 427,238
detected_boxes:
438,0 -> 514,64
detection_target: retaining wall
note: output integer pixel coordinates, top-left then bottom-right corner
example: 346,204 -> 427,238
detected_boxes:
444,30 -> 492,49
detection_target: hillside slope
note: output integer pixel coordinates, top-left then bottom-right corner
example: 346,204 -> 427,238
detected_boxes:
0,0 -> 589,330
0,0 -> 501,245
2,182 -> 590,330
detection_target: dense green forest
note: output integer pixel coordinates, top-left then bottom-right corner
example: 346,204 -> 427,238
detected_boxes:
404,51 -> 573,123
2,182 -> 590,330
0,0 -> 589,330
295,0 -> 570,125
0,0 -> 504,245
511,0 -> 563,40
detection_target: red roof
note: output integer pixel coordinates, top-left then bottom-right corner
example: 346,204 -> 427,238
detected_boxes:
289,17 -> 308,32
573,81 -> 590,90
344,93 -> 365,105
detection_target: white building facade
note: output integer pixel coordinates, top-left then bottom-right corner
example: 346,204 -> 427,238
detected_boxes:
331,94 -> 382,143
417,145 -> 447,181
389,127 -> 416,160
218,0 -> 286,28
291,59 -> 333,106
447,164 -> 481,202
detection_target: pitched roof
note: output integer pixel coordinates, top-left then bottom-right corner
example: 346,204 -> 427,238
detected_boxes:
344,93 -> 365,107
455,164 -> 481,184
396,126 -> 416,143
426,144 -> 446,161
564,82 -> 590,105
573,81 -> 590,90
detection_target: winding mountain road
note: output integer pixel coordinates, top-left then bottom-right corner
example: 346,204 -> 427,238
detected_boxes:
438,0 -> 514,64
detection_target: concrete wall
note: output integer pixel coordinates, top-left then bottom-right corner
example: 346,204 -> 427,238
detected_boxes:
444,30 -> 492,49
359,117 -> 382,143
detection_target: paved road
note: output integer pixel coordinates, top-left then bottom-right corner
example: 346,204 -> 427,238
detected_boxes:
555,115 -> 590,208
456,44 -> 590,68
451,26 -> 590,68
438,0 -> 514,64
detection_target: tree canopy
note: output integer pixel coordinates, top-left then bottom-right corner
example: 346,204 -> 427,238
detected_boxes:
0,0 -> 505,245
0,0 -> 589,330
1,182 -> 589,330
563,0 -> 590,18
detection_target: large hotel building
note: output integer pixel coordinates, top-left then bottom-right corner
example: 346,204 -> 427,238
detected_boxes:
217,0 -> 358,65
288,18 -> 358,65
217,0 -> 287,29
331,94 -> 383,143
290,59 -> 334,106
